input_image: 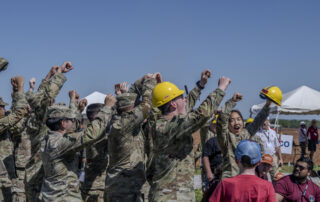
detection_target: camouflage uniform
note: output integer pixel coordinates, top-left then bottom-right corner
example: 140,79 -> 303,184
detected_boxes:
149,87 -> 225,202
40,105 -> 113,202
104,78 -> 156,202
24,73 -> 67,202
217,99 -> 269,179
0,58 -> 9,72
82,138 -> 108,202
0,93 -> 28,201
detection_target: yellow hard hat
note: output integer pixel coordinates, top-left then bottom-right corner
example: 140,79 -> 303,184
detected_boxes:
260,86 -> 282,106
246,118 -> 254,124
152,81 -> 184,107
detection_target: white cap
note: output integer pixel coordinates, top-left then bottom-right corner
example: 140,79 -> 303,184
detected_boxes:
300,121 -> 306,125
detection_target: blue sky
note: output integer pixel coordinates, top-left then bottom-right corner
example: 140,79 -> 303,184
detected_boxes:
1,1 -> 320,119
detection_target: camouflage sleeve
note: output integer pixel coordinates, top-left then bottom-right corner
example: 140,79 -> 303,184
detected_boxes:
29,73 -> 67,118
128,78 -> 143,98
0,92 -> 28,134
54,106 -> 113,156
164,88 -> 225,141
37,79 -> 49,92
216,99 -> 236,155
186,87 -> 201,112
69,99 -> 78,112
246,104 -> 270,136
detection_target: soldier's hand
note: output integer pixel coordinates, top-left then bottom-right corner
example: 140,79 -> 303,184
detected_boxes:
78,99 -> 88,113
218,76 -> 231,91
140,73 -> 153,84
75,92 -> 80,104
60,61 -> 73,73
266,99 -> 272,107
105,94 -> 116,108
200,69 -> 211,87
152,72 -> 162,83
69,90 -> 76,100
11,76 -> 24,92
232,93 -> 243,102
115,83 -> 121,95
51,66 -> 60,75
29,78 -> 36,90
120,82 -> 129,93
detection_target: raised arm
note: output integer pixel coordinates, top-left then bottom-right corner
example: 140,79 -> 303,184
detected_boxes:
0,76 -> 28,133
246,99 -> 271,136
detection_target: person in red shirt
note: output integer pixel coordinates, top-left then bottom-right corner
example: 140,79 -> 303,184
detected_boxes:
307,120 -> 318,161
209,140 -> 276,202
275,158 -> 320,202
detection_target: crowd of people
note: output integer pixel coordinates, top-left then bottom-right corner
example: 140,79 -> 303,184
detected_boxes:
0,57 -> 320,202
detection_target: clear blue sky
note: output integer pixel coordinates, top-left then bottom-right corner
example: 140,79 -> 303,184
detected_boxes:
1,1 -> 320,119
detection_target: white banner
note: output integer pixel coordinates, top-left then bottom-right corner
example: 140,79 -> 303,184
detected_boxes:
280,134 -> 293,154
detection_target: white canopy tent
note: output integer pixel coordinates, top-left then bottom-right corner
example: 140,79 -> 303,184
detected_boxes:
81,91 -> 106,115
250,85 -> 320,128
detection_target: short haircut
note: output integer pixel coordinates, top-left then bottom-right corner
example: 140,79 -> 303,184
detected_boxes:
86,103 -> 104,122
240,155 -> 258,168
158,95 -> 183,115
46,117 -> 64,131
297,158 -> 313,171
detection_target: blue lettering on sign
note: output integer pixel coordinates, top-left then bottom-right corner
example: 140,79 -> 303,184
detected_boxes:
281,141 -> 290,147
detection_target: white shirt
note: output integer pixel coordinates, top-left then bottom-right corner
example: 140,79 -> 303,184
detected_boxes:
256,127 -> 280,156
298,127 -> 307,142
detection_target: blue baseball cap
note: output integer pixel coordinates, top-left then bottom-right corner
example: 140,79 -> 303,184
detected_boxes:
235,140 -> 261,165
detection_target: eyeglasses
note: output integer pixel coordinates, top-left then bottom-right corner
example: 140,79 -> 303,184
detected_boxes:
294,164 -> 308,170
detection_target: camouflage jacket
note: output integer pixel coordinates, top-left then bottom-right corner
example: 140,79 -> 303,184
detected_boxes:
105,78 -> 156,195
149,88 -> 225,202
40,106 -> 113,201
0,92 -> 28,183
217,99 -> 269,179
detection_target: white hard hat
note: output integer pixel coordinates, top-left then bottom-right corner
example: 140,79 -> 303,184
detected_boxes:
300,121 -> 306,125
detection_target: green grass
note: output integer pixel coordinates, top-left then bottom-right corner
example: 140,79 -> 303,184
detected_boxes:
195,189 -> 203,202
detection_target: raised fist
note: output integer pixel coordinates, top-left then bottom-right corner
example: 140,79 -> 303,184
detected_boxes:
120,82 -> 129,94
60,61 -> 73,73
152,72 -> 162,83
105,94 -> 116,108
11,76 -> 24,92
218,76 -> 231,91
29,78 -> 36,90
69,90 -> 76,100
232,93 -> 243,102
200,69 -> 211,87
78,99 -> 88,113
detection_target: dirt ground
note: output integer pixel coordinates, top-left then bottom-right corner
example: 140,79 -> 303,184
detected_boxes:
192,128 -> 320,166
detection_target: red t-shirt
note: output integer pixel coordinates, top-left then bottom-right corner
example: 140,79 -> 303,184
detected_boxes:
307,126 -> 318,140
209,175 -> 276,202
275,175 -> 320,202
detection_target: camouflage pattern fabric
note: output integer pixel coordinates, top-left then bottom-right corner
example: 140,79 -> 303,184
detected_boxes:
0,58 -> 9,72
217,99 -> 269,179
24,73 -> 67,202
40,105 -> 113,202
104,78 -> 156,202
0,92 -> 28,201
149,88 -> 225,202
0,97 -> 9,106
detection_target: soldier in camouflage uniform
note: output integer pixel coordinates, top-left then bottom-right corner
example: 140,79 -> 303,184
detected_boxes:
149,70 -> 231,202
104,74 -> 157,202
40,93 -> 115,202
8,78 -> 37,202
81,103 -> 109,202
217,93 -> 271,179
24,63 -> 73,202
0,76 -> 29,201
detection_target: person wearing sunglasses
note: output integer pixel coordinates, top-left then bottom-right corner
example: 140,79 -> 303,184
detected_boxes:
275,158 -> 320,202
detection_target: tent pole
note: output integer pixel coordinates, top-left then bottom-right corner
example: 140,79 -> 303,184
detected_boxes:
275,111 -> 280,133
